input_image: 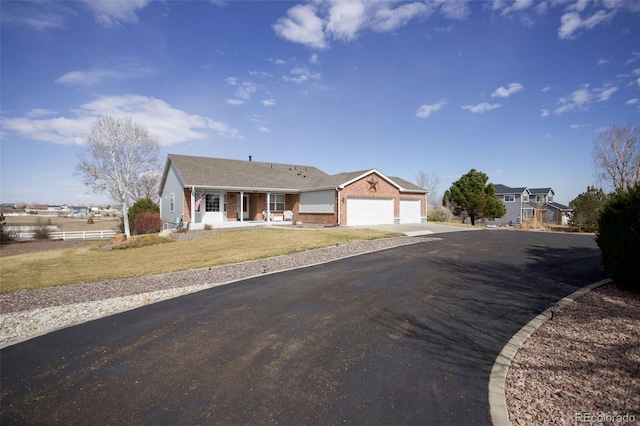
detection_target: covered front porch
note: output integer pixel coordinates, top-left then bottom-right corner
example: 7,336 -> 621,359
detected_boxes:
183,188 -> 298,230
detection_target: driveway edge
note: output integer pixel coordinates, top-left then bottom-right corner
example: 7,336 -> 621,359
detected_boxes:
488,278 -> 612,426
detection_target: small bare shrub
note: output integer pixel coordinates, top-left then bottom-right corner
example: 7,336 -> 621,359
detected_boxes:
87,217 -> 95,224
111,233 -> 127,244
112,234 -> 175,250
204,224 -> 213,231
32,225 -> 51,240
175,227 -> 188,233
133,212 -> 162,235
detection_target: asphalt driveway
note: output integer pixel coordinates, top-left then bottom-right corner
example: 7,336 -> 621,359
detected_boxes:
0,230 -> 605,425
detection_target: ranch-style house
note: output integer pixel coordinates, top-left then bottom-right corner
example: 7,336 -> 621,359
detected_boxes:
158,154 -> 429,229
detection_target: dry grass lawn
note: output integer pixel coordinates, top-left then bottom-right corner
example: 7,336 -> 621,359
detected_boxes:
4,214 -> 121,232
0,228 -> 401,293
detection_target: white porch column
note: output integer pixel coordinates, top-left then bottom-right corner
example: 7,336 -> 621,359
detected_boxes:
191,187 -> 196,226
240,191 -> 244,223
266,192 -> 271,221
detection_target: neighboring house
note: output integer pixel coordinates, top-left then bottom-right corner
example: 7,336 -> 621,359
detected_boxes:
69,206 -> 90,216
158,154 -> 429,229
494,184 -> 572,225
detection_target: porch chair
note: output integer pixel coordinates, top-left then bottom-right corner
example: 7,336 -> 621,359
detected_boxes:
262,210 -> 268,222
283,210 -> 293,221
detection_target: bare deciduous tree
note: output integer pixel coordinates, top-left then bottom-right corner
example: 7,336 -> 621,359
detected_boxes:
593,123 -> 640,192
129,170 -> 162,203
415,170 -> 440,201
76,115 -> 161,237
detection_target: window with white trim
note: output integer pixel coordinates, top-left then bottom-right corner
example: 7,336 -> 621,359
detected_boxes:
523,209 -> 534,220
522,194 -> 529,203
269,194 -> 285,211
206,193 -> 221,212
504,195 -> 515,202
170,193 -> 175,212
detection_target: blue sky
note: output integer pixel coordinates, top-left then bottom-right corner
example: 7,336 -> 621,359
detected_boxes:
1,0 -> 639,206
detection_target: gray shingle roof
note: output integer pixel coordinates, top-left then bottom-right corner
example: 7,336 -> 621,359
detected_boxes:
494,184 -> 528,195
166,154 -> 329,190
161,154 -> 428,194
529,187 -> 554,195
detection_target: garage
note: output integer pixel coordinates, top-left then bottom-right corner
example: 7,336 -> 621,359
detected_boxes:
399,199 -> 422,224
347,197 -> 394,226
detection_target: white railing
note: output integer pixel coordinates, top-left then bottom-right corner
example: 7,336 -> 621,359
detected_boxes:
12,230 -> 118,241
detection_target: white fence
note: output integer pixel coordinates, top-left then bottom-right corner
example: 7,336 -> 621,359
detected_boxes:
11,230 -> 118,241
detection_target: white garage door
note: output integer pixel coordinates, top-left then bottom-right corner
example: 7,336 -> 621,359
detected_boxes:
347,198 -> 394,226
400,199 -> 422,224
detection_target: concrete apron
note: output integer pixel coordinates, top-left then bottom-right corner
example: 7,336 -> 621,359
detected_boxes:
355,222 -> 484,236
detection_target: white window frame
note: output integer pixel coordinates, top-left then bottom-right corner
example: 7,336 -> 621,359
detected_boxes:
269,194 -> 285,211
522,194 -> 529,203
504,195 -> 515,202
205,193 -> 221,212
170,193 -> 175,213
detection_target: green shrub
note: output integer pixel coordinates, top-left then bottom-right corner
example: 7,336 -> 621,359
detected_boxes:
596,185 -> 640,291
87,217 -> 95,224
0,213 -> 13,242
128,198 -> 160,235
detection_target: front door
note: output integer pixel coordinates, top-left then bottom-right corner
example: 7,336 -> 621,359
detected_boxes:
237,195 -> 249,220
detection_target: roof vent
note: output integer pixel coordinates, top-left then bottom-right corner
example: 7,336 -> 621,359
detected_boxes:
249,156 -> 252,162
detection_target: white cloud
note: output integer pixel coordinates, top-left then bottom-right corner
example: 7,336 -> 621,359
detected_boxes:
26,109 -> 58,118
553,84 -> 617,114
461,103 -> 501,113
541,85 -> 552,92
597,86 -> 618,101
258,127 -> 271,133
626,98 -> 639,105
81,0 -> 151,28
225,77 -> 239,86
597,57 -> 610,65
262,99 -> 277,107
437,0 -> 470,20
569,124 -> 585,129
55,64 -> 152,86
415,100 -> 446,118
500,0 -> 534,15
272,4 -> 327,49
309,53 -> 320,64
235,81 -> 257,100
249,70 -> 273,78
270,58 -> 287,65
326,0 -> 367,41
371,2 -> 432,32
227,98 -> 244,105
2,94 -> 241,146
558,9 -> 616,39
283,67 -> 321,84
273,0 -> 463,49
571,88 -> 591,105
540,109 -> 550,117
567,0 -> 589,13
491,82 -> 524,98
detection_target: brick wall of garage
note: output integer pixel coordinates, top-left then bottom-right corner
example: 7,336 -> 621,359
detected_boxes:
339,173 -> 397,225
339,173 -> 427,225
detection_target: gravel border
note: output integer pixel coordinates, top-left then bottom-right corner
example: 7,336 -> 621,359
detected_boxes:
504,281 -> 640,425
0,236 -> 435,348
